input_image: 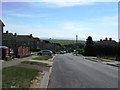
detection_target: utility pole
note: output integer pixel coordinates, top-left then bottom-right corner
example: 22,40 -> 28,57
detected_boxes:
76,35 -> 78,56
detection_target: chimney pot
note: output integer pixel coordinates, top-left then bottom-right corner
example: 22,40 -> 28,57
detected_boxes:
109,38 -> 112,41
6,31 -> 8,34
105,37 -> 108,41
14,33 -> 17,36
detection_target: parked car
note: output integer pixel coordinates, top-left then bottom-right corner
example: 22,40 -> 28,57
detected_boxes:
60,50 -> 66,54
37,50 -> 53,56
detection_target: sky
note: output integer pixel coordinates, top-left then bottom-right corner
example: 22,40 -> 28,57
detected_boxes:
1,0 -> 119,41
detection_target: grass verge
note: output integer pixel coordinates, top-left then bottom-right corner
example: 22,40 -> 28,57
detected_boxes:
21,61 -> 49,67
2,66 -> 39,88
97,55 -> 116,61
32,56 -> 52,60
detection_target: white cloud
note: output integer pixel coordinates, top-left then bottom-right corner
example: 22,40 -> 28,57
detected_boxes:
40,0 -> 119,7
2,0 -> 119,2
7,13 -> 33,18
62,22 -> 90,31
4,24 -> 37,34
2,0 -> 119,7
4,23 -> 59,39
7,13 -> 47,18
58,14 -> 118,41
90,15 -> 118,26
3,14 -> 118,41
40,0 -> 95,7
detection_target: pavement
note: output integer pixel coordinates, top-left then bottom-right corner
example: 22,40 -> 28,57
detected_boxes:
84,56 -> 120,67
36,55 -> 56,88
48,54 -> 118,88
2,55 -> 37,68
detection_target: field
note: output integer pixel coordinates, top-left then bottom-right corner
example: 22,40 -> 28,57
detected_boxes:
48,39 -> 85,45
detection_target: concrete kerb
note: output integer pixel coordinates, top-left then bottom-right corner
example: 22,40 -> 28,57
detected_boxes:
28,55 -> 56,88
39,54 -> 56,88
40,66 -> 52,88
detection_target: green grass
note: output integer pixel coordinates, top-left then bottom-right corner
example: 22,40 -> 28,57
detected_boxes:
31,52 -> 38,55
32,56 -> 52,60
49,40 -> 76,45
97,55 -> 116,61
2,66 -> 39,88
48,39 -> 85,45
0,69 -> 2,90
21,61 -> 49,67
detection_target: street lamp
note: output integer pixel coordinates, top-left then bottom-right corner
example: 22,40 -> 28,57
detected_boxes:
76,35 -> 78,56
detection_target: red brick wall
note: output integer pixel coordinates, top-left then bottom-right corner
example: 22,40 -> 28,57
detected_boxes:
17,46 -> 31,57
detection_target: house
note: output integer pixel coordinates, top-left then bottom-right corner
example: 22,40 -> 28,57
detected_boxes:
1,21 -> 42,59
96,37 -> 118,58
0,20 -> 5,60
33,37 -> 42,51
2,31 -> 17,49
1,21 -> 33,59
97,38 -> 118,45
2,32 -> 41,58
16,34 -> 42,51
2,31 -> 42,54
0,19 -> 5,34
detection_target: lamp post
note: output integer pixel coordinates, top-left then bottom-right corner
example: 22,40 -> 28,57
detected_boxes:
76,35 -> 78,56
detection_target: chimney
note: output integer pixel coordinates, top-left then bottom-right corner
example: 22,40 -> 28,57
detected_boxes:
105,37 -> 108,41
6,31 -> 8,34
109,38 -> 112,41
14,33 -> 17,36
30,34 -> 33,38
100,39 -> 102,41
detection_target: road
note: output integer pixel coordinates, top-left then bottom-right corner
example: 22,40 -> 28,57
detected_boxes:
48,54 -> 118,88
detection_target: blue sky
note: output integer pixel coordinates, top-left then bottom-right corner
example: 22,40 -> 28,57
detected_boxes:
2,1 -> 118,41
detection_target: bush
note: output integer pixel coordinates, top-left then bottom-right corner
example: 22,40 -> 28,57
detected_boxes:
78,48 -> 84,54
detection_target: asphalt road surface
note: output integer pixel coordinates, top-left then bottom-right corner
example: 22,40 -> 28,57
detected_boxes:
48,54 -> 118,88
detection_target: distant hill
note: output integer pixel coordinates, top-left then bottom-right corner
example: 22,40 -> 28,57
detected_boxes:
44,39 -> 85,45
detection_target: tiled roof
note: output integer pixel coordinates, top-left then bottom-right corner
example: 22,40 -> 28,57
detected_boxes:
0,19 -> 5,27
3,33 -> 16,40
97,40 -> 118,45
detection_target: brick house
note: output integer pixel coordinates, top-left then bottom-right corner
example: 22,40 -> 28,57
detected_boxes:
16,34 -> 42,51
2,31 -> 42,57
1,20 -> 42,58
0,20 -> 5,59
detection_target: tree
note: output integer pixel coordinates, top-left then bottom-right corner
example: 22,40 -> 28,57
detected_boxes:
43,40 -> 50,43
84,36 -> 95,56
